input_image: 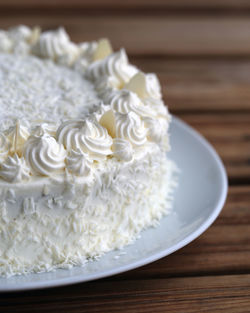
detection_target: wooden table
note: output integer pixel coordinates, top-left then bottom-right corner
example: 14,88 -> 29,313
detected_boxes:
0,1 -> 250,312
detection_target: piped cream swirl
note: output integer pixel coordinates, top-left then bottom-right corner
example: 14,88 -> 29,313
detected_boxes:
57,119 -> 113,161
112,138 -> 133,162
0,31 -> 13,52
0,153 -> 30,183
86,49 -> 138,88
115,112 -> 147,147
144,117 -> 168,144
110,90 -> 156,118
31,123 -> 58,137
24,135 -> 66,176
32,28 -> 79,65
66,149 -> 92,177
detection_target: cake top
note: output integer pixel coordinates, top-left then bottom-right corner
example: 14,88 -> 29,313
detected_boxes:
0,53 -> 100,131
0,26 -> 170,183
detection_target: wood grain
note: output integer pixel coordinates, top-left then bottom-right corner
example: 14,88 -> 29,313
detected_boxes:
177,113 -> 250,182
1,16 -> 250,56
1,274 -> 250,312
1,0 -> 250,10
132,58 -> 250,112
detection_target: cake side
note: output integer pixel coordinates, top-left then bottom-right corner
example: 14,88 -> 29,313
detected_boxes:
0,147 -> 177,276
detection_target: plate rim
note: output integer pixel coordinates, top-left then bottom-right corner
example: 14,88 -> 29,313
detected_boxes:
0,116 -> 228,292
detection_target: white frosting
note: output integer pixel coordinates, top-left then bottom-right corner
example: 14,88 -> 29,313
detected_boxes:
110,89 -> 156,118
0,151 -> 177,277
86,49 -> 138,88
112,138 -> 133,162
144,97 -> 170,118
0,134 -> 10,162
94,75 -> 117,101
0,53 -> 101,131
8,25 -> 33,42
125,71 -> 162,99
66,149 -> 92,177
0,25 -> 39,55
144,117 -> 168,143
32,28 -> 79,66
0,31 -> 13,53
115,112 -> 148,147
57,119 -> 113,161
0,154 -> 30,183
74,41 -> 97,71
31,123 -> 58,137
24,135 -> 66,176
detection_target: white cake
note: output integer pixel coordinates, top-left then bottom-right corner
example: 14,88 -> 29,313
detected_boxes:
0,26 -> 177,277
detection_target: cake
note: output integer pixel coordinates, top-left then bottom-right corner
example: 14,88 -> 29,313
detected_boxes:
0,26 -> 177,277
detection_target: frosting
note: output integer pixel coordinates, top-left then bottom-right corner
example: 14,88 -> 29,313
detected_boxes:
0,151 -> 177,277
125,71 -> 162,99
112,138 -> 133,162
143,97 -> 170,118
32,27 -> 79,65
75,41 -> 97,71
5,121 -> 30,156
24,134 -> 66,176
31,123 -> 58,137
94,75 -> 117,102
0,133 -> 10,162
66,149 -> 92,177
115,112 -> 148,147
0,26 -> 39,54
8,25 -> 34,42
0,153 -> 30,183
144,117 -> 168,143
0,31 -> 13,52
109,89 -> 156,118
57,119 -> 113,161
86,49 -> 138,88
0,53 -> 101,131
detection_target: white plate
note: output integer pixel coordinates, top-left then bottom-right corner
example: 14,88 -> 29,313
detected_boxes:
0,116 -> 228,292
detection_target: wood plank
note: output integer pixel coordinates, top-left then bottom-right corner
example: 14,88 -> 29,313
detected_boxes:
131,58 -> 250,112
1,274 -> 250,312
1,16 -> 250,56
1,0 -> 250,10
